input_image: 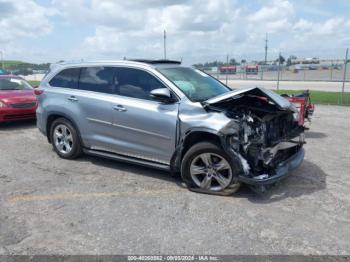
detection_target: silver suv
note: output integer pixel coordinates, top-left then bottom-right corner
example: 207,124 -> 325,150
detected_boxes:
36,60 -> 305,195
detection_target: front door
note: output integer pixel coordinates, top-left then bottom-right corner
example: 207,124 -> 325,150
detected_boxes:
110,67 -> 179,164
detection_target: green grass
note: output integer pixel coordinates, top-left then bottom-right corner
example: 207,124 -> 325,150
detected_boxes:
274,90 -> 350,106
28,80 -> 40,87
1,60 -> 28,67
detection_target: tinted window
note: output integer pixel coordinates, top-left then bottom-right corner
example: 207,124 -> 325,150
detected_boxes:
116,68 -> 166,101
79,67 -> 117,94
49,68 -> 80,89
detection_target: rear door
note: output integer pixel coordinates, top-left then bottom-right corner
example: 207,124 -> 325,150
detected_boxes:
73,66 -> 118,149
109,67 -> 179,164
48,66 -> 116,149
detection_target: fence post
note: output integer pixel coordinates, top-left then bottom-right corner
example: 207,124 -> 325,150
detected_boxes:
216,60 -> 219,80
226,54 -> 229,86
341,48 -> 348,105
277,52 -> 281,90
330,60 -> 333,81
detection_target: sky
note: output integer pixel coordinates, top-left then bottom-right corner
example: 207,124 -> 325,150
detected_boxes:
0,0 -> 350,64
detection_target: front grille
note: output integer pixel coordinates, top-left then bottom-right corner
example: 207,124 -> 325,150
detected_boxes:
270,146 -> 300,167
4,113 -> 36,120
265,113 -> 298,145
10,102 -> 37,108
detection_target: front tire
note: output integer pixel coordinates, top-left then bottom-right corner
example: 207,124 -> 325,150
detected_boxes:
181,142 -> 241,195
50,118 -> 82,159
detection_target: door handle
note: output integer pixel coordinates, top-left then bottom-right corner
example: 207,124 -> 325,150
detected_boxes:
67,96 -> 78,102
113,105 -> 127,112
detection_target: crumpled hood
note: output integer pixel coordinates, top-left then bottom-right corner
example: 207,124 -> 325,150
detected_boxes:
204,87 -> 297,112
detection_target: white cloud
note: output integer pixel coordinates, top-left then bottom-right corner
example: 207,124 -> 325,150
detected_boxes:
1,0 -> 349,63
0,0 -> 54,44
57,0 -> 244,62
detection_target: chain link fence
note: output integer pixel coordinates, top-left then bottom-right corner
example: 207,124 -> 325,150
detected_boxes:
191,50 -> 350,105
204,65 -> 350,82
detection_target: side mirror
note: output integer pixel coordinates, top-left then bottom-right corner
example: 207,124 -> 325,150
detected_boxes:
33,85 -> 39,89
150,88 -> 176,103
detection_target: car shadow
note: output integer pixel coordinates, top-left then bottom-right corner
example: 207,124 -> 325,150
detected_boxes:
305,131 -> 327,139
0,119 -> 36,131
75,154 -> 325,201
235,160 -> 327,203
79,154 -> 185,186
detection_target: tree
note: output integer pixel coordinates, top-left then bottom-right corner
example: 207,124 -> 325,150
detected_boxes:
241,59 -> 246,64
276,55 -> 285,64
229,58 -> 239,65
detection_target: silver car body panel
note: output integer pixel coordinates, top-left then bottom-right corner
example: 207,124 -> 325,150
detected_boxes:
37,60 -> 304,185
204,86 -> 297,112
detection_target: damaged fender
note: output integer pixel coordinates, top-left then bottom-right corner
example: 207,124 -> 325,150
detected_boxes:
173,87 -> 305,194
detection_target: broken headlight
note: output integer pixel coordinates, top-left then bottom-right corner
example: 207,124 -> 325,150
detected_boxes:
293,112 -> 300,122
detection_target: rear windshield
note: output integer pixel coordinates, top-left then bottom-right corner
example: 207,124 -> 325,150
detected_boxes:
0,78 -> 32,90
158,67 -> 230,102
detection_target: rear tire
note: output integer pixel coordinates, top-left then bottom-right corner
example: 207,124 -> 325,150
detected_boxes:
181,142 -> 241,195
50,118 -> 82,159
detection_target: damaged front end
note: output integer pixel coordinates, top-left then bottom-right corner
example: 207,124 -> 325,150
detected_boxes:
204,87 -> 305,191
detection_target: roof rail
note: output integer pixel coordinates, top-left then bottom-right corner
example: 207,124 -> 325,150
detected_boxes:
129,59 -> 181,65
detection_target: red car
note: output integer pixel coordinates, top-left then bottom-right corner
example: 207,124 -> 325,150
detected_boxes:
0,75 -> 37,123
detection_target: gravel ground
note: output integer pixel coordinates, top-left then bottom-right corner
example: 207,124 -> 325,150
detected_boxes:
0,105 -> 349,255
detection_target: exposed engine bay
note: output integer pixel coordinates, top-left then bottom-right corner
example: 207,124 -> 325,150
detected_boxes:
204,90 -> 305,180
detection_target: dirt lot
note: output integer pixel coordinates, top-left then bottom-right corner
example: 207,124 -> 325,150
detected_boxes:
0,105 -> 350,255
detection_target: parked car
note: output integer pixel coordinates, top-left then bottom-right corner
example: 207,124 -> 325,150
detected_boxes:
281,90 -> 315,127
36,60 -> 305,195
0,75 -> 37,123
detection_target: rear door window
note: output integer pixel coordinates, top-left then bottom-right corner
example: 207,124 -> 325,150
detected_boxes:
115,67 -> 166,101
79,67 -> 117,94
49,68 -> 80,89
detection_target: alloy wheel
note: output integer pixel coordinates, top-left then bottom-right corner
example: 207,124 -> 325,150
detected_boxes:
53,124 -> 74,155
190,153 -> 233,191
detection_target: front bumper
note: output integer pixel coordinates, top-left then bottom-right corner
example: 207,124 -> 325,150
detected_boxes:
0,107 -> 36,122
238,147 -> 305,185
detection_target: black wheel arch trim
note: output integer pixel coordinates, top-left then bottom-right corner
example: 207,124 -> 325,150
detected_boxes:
46,111 -> 84,146
170,127 -> 243,175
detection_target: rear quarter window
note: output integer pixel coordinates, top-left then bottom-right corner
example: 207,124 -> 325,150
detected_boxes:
49,68 -> 80,89
79,67 -> 116,94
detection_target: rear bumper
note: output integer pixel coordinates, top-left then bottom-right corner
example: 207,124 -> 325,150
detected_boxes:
0,107 -> 36,122
238,147 -> 305,185
36,110 -> 47,136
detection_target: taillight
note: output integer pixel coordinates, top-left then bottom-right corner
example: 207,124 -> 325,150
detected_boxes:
34,89 -> 44,96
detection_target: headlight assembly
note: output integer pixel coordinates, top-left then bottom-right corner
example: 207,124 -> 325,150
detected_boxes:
293,112 -> 300,122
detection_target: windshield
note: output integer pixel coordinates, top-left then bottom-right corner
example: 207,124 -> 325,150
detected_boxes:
0,78 -> 32,91
158,67 -> 230,102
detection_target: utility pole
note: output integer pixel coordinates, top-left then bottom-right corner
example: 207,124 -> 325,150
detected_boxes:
164,30 -> 167,60
264,33 -> 268,65
341,48 -> 348,104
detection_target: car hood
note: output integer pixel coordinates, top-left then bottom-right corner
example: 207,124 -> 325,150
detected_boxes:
204,87 -> 297,112
0,89 -> 36,103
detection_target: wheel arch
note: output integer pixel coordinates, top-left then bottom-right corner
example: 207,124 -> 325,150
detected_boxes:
170,128 -> 224,174
46,112 -> 82,144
